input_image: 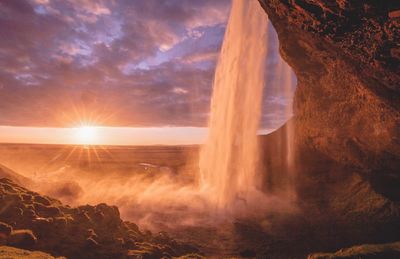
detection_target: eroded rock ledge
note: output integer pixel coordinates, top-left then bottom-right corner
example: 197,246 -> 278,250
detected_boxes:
259,0 -> 400,198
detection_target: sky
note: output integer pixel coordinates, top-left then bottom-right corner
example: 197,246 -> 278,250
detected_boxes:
0,0 -> 295,145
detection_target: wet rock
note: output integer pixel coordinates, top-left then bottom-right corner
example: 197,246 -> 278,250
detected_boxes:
23,209 -> 37,219
75,210 -> 91,222
0,246 -> 62,259
93,210 -> 105,221
21,194 -> 33,202
53,217 -> 67,228
7,229 -> 37,248
124,221 -> 140,232
2,184 -> 18,194
5,207 -> 23,219
0,222 -> 13,236
308,241 -> 400,258
153,231 -> 171,244
3,193 -> 23,203
34,203 -> 61,218
115,237 -> 125,247
128,248 -> 163,259
87,228 -> 98,239
85,237 -> 100,248
175,254 -> 204,259
0,222 -> 12,245
33,195 -> 52,206
95,203 -> 121,226
124,238 -> 139,249
32,217 -> 54,232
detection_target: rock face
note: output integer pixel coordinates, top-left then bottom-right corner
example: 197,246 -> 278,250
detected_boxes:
259,0 -> 400,199
260,123 -> 400,258
308,241 -> 400,259
0,246 -> 64,259
257,1 -> 400,256
0,178 -> 200,259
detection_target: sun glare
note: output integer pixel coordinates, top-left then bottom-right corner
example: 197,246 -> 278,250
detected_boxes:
74,126 -> 98,145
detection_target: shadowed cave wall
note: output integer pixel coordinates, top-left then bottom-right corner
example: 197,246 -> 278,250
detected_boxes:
256,1 -> 400,256
259,0 -> 400,199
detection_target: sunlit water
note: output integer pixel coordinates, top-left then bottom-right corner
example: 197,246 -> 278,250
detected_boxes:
0,0 -> 296,235
199,0 -> 274,212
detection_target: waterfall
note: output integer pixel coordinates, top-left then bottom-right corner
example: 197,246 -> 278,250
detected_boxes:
199,0 -> 269,211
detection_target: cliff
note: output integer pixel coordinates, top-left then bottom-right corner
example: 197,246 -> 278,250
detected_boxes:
258,1 -> 400,257
259,0 -> 400,199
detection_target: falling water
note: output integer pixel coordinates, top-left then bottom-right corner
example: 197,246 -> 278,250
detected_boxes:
275,55 -> 297,201
199,0 -> 269,211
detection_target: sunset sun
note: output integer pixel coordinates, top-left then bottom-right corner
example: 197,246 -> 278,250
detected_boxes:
0,0 -> 397,258
74,126 -> 98,145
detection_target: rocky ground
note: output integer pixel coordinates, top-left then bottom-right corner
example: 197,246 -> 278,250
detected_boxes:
0,246 -> 64,259
308,241 -> 400,259
0,177 -> 201,259
1,138 -> 400,259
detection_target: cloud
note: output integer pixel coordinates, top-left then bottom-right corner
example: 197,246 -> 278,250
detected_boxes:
33,0 -> 49,5
0,0 -> 230,127
181,49 -> 219,64
172,87 -> 189,95
0,0 -> 295,130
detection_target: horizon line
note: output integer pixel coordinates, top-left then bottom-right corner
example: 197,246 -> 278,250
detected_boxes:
0,125 -> 275,146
